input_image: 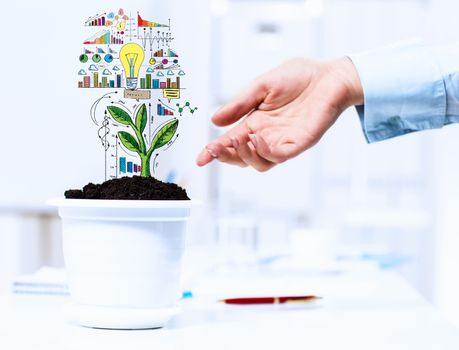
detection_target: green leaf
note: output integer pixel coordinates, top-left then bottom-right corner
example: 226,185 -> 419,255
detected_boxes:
118,131 -> 141,153
107,106 -> 132,125
135,104 -> 147,134
151,119 -> 179,151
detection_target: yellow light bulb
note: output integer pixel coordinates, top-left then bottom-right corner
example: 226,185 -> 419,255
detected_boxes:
119,43 -> 145,90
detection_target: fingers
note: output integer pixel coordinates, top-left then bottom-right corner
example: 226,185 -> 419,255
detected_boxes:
197,131 -> 294,170
250,132 -> 305,164
196,147 -> 216,167
231,136 -> 275,172
203,121 -> 251,151
212,81 -> 268,127
196,143 -> 247,168
197,132 -> 297,171
196,123 -> 251,167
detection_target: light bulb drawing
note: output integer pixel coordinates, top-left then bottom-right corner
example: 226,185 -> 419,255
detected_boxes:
119,43 -> 144,90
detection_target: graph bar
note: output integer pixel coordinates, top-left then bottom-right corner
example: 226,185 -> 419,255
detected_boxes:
83,76 -> 90,88
127,162 -> 133,173
102,77 -> 107,88
116,74 -> 121,88
120,157 -> 126,173
146,74 -> 152,89
140,78 -> 146,89
93,72 -> 99,88
176,77 -> 180,89
160,82 -> 166,89
109,80 -> 115,88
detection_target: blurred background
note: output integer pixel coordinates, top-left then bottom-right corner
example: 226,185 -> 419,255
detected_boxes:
1,0 -> 459,328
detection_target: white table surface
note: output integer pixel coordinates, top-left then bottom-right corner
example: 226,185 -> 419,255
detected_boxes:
1,269 -> 458,350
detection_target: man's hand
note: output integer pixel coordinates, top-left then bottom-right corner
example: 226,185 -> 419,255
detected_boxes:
196,57 -> 363,171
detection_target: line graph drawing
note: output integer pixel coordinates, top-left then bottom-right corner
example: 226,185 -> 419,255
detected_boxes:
176,102 -> 197,116
139,29 -> 174,51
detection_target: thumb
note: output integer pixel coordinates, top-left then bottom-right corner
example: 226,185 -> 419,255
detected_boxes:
212,81 -> 267,127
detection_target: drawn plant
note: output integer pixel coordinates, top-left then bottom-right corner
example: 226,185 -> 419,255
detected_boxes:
107,103 -> 178,177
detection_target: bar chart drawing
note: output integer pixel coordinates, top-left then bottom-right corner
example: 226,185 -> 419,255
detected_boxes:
78,73 -> 123,88
153,48 -> 178,57
157,103 -> 174,116
83,31 -> 124,45
119,157 -> 141,174
85,13 -> 107,27
137,13 -> 169,28
139,76 -> 180,90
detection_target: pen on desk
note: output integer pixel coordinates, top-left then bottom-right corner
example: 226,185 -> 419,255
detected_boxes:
219,295 -> 322,305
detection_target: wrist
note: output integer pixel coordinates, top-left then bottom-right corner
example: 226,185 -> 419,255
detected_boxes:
329,57 -> 364,107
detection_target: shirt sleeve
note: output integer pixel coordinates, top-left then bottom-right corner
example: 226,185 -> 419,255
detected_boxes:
348,42 -> 459,143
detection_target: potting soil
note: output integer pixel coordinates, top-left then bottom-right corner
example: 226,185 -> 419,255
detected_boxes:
64,176 -> 190,200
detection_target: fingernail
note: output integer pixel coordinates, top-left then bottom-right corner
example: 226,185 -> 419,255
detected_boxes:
206,146 -> 218,158
248,134 -> 258,147
230,137 -> 240,149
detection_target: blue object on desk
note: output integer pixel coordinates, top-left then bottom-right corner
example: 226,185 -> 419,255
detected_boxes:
337,253 -> 411,269
182,290 -> 193,299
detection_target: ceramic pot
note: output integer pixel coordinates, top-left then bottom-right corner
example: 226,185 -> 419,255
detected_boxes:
48,198 -> 194,329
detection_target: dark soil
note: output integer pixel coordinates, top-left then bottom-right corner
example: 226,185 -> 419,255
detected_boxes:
65,176 -> 190,200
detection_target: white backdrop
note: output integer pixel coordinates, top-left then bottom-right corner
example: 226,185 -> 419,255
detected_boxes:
0,0 -> 210,204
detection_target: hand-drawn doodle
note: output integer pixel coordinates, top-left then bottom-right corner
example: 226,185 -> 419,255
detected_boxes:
78,8 -> 197,180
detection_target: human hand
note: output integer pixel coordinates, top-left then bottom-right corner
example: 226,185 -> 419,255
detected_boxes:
196,57 -> 363,171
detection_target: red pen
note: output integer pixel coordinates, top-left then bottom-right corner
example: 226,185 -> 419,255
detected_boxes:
219,295 -> 321,305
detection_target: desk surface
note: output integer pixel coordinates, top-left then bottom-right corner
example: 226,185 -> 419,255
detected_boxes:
1,270 -> 458,350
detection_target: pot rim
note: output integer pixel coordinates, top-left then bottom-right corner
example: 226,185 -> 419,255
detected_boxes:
47,198 -> 200,209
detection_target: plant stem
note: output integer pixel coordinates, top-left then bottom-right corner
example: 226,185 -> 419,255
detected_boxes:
140,153 -> 152,177
128,120 -> 151,177
129,122 -> 147,154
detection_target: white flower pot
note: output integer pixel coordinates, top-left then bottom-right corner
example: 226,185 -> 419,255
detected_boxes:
48,198 -> 194,329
